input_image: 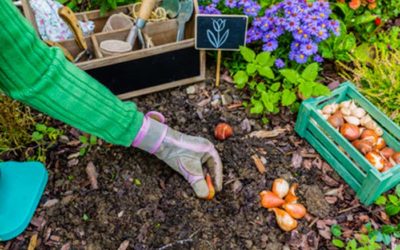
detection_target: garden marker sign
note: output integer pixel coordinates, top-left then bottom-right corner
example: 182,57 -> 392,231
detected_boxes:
195,14 -> 248,87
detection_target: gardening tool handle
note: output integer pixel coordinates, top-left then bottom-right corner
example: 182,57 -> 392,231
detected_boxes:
44,40 -> 74,61
138,0 -> 157,21
58,6 -> 87,51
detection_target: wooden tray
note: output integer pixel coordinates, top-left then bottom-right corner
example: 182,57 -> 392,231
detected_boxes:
21,1 -> 205,98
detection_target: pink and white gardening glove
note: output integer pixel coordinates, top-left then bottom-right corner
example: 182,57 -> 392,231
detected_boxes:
132,112 -> 223,198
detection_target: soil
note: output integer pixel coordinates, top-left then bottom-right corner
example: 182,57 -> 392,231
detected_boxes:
0,65 -> 391,250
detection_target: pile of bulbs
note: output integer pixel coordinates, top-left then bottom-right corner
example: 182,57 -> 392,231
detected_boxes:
320,100 -> 400,172
259,178 -> 307,232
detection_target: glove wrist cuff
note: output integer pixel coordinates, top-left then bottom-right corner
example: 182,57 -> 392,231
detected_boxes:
132,112 -> 168,154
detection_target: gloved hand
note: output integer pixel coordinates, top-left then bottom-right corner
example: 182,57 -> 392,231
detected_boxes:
132,112 -> 223,198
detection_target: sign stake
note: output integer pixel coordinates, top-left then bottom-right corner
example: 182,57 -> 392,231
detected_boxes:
216,50 -> 222,87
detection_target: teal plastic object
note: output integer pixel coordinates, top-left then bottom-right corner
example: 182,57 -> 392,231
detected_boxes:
0,161 -> 48,241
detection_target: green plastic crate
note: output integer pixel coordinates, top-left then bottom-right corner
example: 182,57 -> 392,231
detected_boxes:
295,82 -> 400,205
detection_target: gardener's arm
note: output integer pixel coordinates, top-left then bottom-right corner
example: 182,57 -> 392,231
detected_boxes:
0,0 -> 223,198
0,0 -> 143,146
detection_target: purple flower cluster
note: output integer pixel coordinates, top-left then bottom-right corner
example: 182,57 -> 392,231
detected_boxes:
199,0 -> 261,17
248,0 -> 339,64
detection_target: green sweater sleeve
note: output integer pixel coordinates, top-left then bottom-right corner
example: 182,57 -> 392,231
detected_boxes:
0,0 -> 144,146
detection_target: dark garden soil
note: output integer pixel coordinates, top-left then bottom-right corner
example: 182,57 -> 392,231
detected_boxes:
0,64 -> 391,250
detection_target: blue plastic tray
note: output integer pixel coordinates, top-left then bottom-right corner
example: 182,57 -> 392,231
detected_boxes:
0,161 -> 48,241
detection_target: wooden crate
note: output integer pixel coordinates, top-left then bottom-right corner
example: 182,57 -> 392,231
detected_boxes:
295,82 -> 400,205
21,1 -> 205,98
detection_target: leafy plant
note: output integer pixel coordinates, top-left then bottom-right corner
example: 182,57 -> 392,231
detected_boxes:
338,45 -> 400,125
330,224 -> 381,249
79,134 -> 98,156
375,184 -> 400,217
29,123 -> 63,162
233,46 -> 330,118
319,21 -> 356,62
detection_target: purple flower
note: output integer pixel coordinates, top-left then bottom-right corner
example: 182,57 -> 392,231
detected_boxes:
313,54 -> 324,63
294,53 -> 308,64
263,40 -> 278,52
300,42 -> 318,56
225,0 -> 237,8
275,58 -> 285,69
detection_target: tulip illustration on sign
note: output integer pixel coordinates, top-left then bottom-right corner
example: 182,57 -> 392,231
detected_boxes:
207,19 -> 230,49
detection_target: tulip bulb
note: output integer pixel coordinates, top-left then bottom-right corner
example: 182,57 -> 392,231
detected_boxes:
339,100 -> 352,109
260,191 -> 285,208
365,120 -> 378,130
360,129 -> 378,146
360,115 -> 373,127
328,114 -> 344,129
352,140 -> 372,155
380,147 -> 395,159
322,103 -> 338,115
374,126 -> 383,136
285,183 -> 299,204
392,152 -> 400,164
340,107 -> 352,116
375,137 -> 386,150
282,203 -> 307,219
351,107 -> 366,119
272,178 -> 289,198
344,116 -> 360,126
269,208 -> 298,232
340,123 -> 361,141
205,174 -> 215,200
366,152 -> 386,171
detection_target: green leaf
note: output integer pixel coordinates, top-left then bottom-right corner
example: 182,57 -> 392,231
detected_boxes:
388,194 -> 399,205
134,178 -> 142,186
256,83 -> 266,93
233,71 -> 248,89
354,13 -> 378,26
270,82 -> 281,92
247,63 -> 257,75
256,52 -> 271,66
332,239 -> 345,248
386,203 -> 400,216
382,234 -> 391,246
280,69 -> 299,84
32,131 -> 43,141
261,92 -> 275,112
375,196 -> 387,206
250,100 -> 264,114
240,46 -> 256,62
313,84 -> 331,96
299,82 -> 314,99
395,184 -> 400,197
79,147 -> 87,156
35,123 -> 47,132
331,224 -> 342,237
82,214 -> 90,221
346,239 -> 357,250
281,89 -> 297,106
354,43 -> 371,63
340,34 -> 356,51
302,63 -> 319,82
79,135 -> 88,144
90,135 -> 97,145
258,66 -> 275,79
359,234 -> 369,245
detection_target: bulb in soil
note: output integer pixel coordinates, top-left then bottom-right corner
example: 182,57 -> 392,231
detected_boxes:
214,123 -> 233,140
205,174 -> 215,200
272,178 -> 289,198
260,191 -> 285,208
269,208 -> 298,232
282,203 -> 307,219
285,183 -> 299,204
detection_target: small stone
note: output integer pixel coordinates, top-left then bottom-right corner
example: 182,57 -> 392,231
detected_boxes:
245,240 -> 253,249
67,158 -> 79,167
43,199 -> 59,208
118,211 -> 124,218
61,195 -> 74,205
59,135 -> 70,143
186,86 -> 196,95
260,156 -> 267,165
211,99 -> 220,108
221,94 -> 233,106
